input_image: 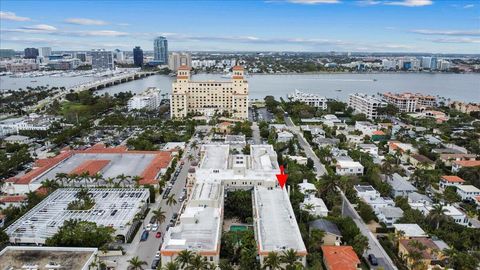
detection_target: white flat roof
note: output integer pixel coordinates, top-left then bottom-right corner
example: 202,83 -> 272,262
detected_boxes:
393,224 -> 427,237
254,186 -> 306,253
457,185 -> 480,193
200,145 -> 229,170
5,188 -> 149,244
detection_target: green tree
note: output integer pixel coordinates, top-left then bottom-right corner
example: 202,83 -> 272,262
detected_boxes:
443,186 -> 461,204
352,234 -> 369,256
427,204 -> 448,230
162,262 -> 180,270
175,250 -> 194,268
281,249 -> 302,270
127,256 -> 148,270
46,220 -> 113,247
166,194 -> 177,208
263,252 -> 283,270
152,207 -> 167,225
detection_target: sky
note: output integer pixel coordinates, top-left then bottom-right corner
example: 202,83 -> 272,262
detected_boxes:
0,0 -> 479,53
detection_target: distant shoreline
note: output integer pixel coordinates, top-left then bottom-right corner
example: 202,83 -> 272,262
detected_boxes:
195,71 -> 476,76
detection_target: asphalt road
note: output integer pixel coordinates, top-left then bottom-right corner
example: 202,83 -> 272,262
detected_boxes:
113,142 -> 198,269
284,116 -> 327,177
252,122 -> 261,144
284,116 -> 397,270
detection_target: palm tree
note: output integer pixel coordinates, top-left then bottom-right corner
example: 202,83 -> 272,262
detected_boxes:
41,179 -> 59,193
428,204 -> 448,230
281,249 -> 301,270
132,175 -> 143,187
162,262 -> 179,270
218,261 -> 234,270
309,229 -> 325,252
105,177 -> 116,187
263,251 -> 283,270
127,256 -> 147,270
166,194 -> 177,208
152,207 -> 166,225
175,250 -> 194,268
316,173 -> 337,197
116,173 -> 130,187
55,172 -> 69,187
67,173 -> 78,186
80,171 -> 91,187
91,173 -> 103,187
186,254 -> 208,270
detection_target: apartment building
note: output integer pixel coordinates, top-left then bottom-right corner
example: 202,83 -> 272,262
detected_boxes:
170,65 -> 248,119
127,87 -> 162,111
348,93 -> 386,119
382,92 -> 437,112
288,89 -> 328,110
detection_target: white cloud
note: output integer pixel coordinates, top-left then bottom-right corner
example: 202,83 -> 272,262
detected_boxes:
75,30 -> 128,37
22,24 -> 58,31
0,11 -> 31,21
411,29 -> 480,36
385,0 -> 433,7
431,37 -> 480,44
463,4 -> 474,8
64,18 -> 108,25
356,0 -> 382,5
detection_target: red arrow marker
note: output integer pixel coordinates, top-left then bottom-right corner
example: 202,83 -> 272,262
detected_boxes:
276,165 -> 288,189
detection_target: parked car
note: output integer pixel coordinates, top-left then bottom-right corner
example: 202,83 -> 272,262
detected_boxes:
368,254 -> 378,266
152,224 -> 158,231
155,232 -> 162,238
145,224 -> 151,231
140,230 -> 149,241
155,251 -> 161,259
151,259 -> 160,269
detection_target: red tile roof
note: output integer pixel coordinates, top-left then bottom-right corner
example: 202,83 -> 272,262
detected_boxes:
178,65 -> 190,70
454,160 -> 480,167
7,152 -> 73,184
373,130 -> 386,135
70,160 -> 110,176
441,175 -> 465,183
0,195 -> 27,203
321,246 -> 360,270
232,65 -> 244,71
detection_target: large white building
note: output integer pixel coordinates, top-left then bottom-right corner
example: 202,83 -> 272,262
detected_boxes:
127,87 -> 162,111
348,93 -> 387,119
160,144 -> 307,267
168,52 -> 192,71
38,47 -> 52,58
288,89 -> 328,110
170,65 -> 248,119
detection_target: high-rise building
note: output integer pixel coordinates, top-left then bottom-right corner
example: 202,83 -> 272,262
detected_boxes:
39,47 -> 52,58
421,57 -> 432,69
113,49 -> 124,62
170,65 -> 248,119
348,93 -> 387,119
153,36 -> 168,64
133,46 -> 143,67
168,52 -> 192,71
24,48 -> 39,59
91,49 -> 114,70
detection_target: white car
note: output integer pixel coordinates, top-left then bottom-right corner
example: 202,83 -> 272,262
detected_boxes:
152,224 -> 158,231
155,251 -> 161,259
145,224 -> 151,231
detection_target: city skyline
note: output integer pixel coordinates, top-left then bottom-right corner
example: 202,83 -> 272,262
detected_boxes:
0,0 -> 479,54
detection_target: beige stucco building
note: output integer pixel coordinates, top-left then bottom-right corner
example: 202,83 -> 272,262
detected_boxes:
170,65 -> 248,119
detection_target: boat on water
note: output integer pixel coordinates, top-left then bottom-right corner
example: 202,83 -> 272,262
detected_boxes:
335,89 -> 342,92
373,79 -> 378,81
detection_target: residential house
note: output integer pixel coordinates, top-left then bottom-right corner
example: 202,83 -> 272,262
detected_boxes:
0,195 -> 27,208
300,194 -> 329,217
371,130 -> 388,142
456,185 -> 480,201
298,179 -> 317,195
392,224 -> 427,239
336,157 -> 364,176
277,130 -> 294,143
309,219 -> 342,246
409,154 -> 435,170
286,155 -> 308,165
4,135 -> 30,144
398,237 -> 446,270
216,122 -> 233,134
314,137 -> 340,148
321,246 -> 360,270
439,175 -> 465,191
358,144 -> 379,156
354,121 -> 379,136
377,206 -> 404,227
452,160 -> 480,173
439,153 -> 477,167
387,173 -> 417,198
346,134 -> 364,145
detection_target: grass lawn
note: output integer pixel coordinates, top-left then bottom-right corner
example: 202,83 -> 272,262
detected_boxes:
61,102 -> 93,121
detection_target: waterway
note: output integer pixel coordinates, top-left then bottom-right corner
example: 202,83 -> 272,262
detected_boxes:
1,72 -> 479,102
